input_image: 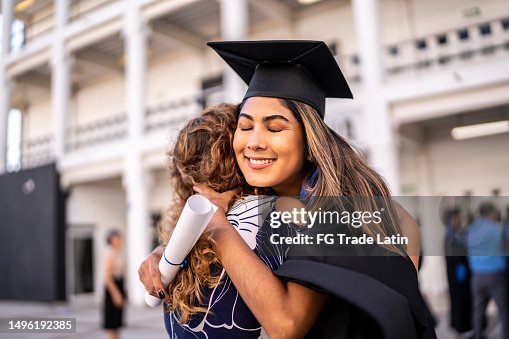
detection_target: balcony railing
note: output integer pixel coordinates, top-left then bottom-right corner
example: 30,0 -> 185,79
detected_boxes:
22,134 -> 54,168
69,0 -> 118,22
66,112 -> 127,151
336,53 -> 361,83
61,95 -> 201,152
383,16 -> 509,76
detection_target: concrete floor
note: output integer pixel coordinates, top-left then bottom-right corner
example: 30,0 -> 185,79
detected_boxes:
0,297 -> 504,339
0,299 -> 165,339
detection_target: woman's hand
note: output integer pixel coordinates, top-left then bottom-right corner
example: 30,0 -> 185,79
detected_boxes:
192,185 -> 240,234
112,291 -> 124,308
138,244 -> 170,302
192,185 -> 240,213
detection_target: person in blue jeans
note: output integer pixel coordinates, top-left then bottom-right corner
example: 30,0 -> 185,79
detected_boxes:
468,202 -> 509,339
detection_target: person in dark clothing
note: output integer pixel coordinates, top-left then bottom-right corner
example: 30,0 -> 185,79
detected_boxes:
103,230 -> 126,339
444,208 -> 472,334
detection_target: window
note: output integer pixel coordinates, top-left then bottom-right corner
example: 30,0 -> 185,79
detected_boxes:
201,75 -> 223,108
327,41 -> 338,56
416,39 -> 427,50
502,18 -> 509,30
458,29 -> 470,41
6,109 -> 23,172
437,34 -> 448,45
10,19 -> 25,53
479,23 -> 492,36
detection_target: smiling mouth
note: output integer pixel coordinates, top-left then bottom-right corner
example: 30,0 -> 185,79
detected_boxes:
244,156 -> 276,168
248,158 -> 275,165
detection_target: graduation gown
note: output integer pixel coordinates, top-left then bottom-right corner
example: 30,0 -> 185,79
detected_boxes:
275,254 -> 437,339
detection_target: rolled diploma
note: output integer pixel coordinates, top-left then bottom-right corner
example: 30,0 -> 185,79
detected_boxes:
145,194 -> 218,307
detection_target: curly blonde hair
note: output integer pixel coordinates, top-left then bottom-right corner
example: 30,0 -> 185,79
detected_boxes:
157,103 -> 251,323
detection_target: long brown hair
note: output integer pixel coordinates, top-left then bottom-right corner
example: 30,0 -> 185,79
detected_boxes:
157,103 -> 249,323
280,99 -> 405,255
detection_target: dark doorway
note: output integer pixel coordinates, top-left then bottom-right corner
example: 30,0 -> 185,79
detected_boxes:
73,237 -> 94,294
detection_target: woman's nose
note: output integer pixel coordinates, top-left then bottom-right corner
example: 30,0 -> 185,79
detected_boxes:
246,129 -> 267,151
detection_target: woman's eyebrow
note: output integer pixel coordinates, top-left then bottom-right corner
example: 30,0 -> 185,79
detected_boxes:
262,115 -> 290,123
238,113 -> 290,123
238,113 -> 253,121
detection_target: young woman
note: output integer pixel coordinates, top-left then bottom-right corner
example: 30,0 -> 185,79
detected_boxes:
103,230 -> 126,339
139,40 -> 434,339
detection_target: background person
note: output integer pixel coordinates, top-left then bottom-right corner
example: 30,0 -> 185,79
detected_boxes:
443,208 -> 472,334
103,229 -> 126,339
468,202 -> 508,339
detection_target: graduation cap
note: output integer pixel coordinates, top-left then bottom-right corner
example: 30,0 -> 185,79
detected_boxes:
207,40 -> 353,118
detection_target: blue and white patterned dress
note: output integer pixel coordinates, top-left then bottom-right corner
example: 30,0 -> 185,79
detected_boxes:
164,195 -> 296,339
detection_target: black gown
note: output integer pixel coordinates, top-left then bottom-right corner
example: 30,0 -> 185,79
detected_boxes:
275,253 -> 437,339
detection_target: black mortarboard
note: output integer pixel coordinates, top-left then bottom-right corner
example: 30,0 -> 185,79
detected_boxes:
207,40 -> 353,118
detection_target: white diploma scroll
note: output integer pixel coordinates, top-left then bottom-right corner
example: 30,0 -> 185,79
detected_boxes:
144,194 -> 218,307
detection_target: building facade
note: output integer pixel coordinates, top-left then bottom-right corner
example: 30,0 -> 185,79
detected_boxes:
1,0 -> 509,307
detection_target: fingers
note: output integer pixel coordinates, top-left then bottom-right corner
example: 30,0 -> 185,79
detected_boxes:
193,186 -> 221,207
138,260 -> 156,296
192,185 -> 209,195
193,185 -> 240,211
149,263 -> 169,300
192,185 -> 219,200
224,187 -> 241,200
138,252 -> 169,300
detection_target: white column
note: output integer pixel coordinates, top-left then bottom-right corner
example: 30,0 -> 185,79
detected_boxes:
352,0 -> 400,193
0,78 -> 11,174
418,196 -> 448,296
2,0 -> 14,56
0,0 -> 14,173
51,0 -> 70,167
123,1 -> 151,306
219,0 -> 248,103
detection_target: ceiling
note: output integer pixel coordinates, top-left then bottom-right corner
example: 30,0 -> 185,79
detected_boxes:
10,0 -> 345,104
399,103 -> 509,141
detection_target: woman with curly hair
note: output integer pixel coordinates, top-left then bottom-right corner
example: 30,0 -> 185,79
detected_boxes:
148,103 -> 294,337
156,103 -> 243,325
